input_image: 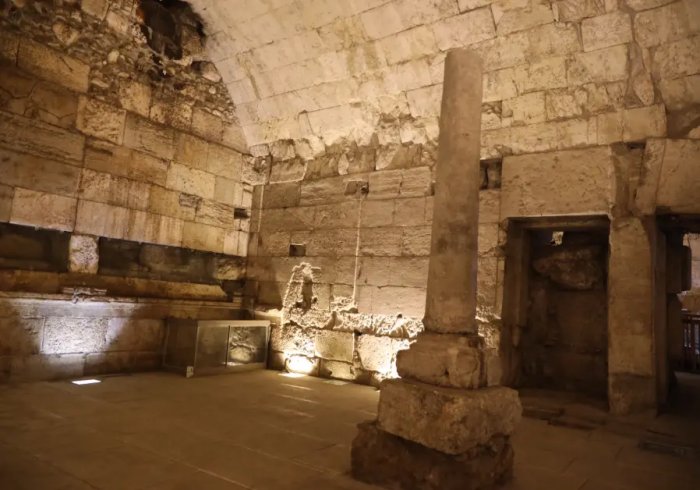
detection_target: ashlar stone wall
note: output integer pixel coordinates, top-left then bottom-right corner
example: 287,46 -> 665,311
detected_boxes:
0,0 -> 257,256
0,0 -> 257,381
193,0 -> 698,153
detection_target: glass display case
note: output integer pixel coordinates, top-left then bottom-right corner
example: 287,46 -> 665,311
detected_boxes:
164,320 -> 270,377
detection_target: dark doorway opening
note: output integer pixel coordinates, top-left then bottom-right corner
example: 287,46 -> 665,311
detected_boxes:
501,217 -> 610,401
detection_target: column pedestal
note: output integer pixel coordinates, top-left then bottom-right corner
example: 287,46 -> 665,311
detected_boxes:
352,421 -> 513,490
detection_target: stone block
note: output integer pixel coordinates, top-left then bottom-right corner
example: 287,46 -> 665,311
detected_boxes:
406,84 -> 442,118
555,0 -> 605,21
651,36 -> 700,80
377,379 -> 521,455
622,105 -> 667,142
527,23 -> 581,59
84,140 -> 167,186
0,317 -> 43,355
148,186 -> 198,221
360,227 -> 402,256
608,373 -> 656,415
123,114 -> 175,160
11,188 -> 77,232
213,256 -> 245,280
79,169 -> 150,211
68,234 -> 99,274
182,221 -> 225,253
0,112 -> 84,164
150,97 -> 193,131
656,139 -> 700,213
401,226 -> 432,256
371,286 -> 426,318
207,144 -> 244,180
214,177 -> 241,206
269,159 -> 306,183
355,334 -> 409,375
166,163 -> 216,200
175,132 -> 209,171
390,257 -> 430,288
314,201 -> 359,229
352,422 -> 514,490
400,167 -> 432,198
319,359 -> 355,381
394,197 -> 427,226
368,170 -> 402,200
259,207 -> 315,232
396,333 -> 484,389
157,215 -> 184,247
500,147 -> 612,218
502,92 -> 545,125
26,81 -> 79,129
513,57 -> 567,94
608,217 -> 655,376
0,31 -> 19,62
17,39 -> 89,93
81,0 -> 109,19
0,184 -> 12,222
75,200 -> 129,239
306,228 -> 358,257
582,11 -> 632,52
315,329 -> 354,362
658,74 -> 700,112
126,210 -> 161,243
432,7 -> 495,51
118,80 -> 151,117
0,148 -> 81,197
479,190 -> 500,224
42,317 -> 109,354
567,45 -> 629,86
495,3 -> 553,36
192,107 -> 224,142
263,182 -> 301,209
195,199 -> 235,228
104,318 -> 164,352
357,257 -> 394,287
257,231 -> 291,256
270,324 -> 315,356
634,2 -> 691,48
361,200 -> 395,227
300,175 -> 353,205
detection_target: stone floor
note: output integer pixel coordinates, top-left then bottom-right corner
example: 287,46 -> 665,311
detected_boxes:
1,370 -> 699,490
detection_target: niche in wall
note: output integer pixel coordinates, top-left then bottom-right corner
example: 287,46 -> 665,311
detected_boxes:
502,217 -> 610,400
0,223 -> 69,272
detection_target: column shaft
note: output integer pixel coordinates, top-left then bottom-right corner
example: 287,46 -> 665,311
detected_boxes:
423,49 -> 483,333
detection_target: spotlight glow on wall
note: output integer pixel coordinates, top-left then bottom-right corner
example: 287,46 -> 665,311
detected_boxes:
285,355 -> 316,375
71,379 -> 101,386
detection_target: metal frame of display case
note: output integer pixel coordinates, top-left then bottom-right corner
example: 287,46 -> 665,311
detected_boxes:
163,319 -> 271,377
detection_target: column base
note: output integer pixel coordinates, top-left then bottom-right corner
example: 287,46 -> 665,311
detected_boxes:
351,421 -> 513,490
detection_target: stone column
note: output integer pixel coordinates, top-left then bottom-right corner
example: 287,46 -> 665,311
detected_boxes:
351,49 -> 521,490
423,49 -> 482,335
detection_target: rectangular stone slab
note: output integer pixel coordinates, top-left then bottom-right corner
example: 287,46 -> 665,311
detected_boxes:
396,332 -> 485,389
377,379 -> 521,455
352,421 -> 513,490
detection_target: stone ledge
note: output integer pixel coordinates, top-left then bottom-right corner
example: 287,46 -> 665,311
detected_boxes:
377,379 -> 521,455
351,421 -> 513,490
